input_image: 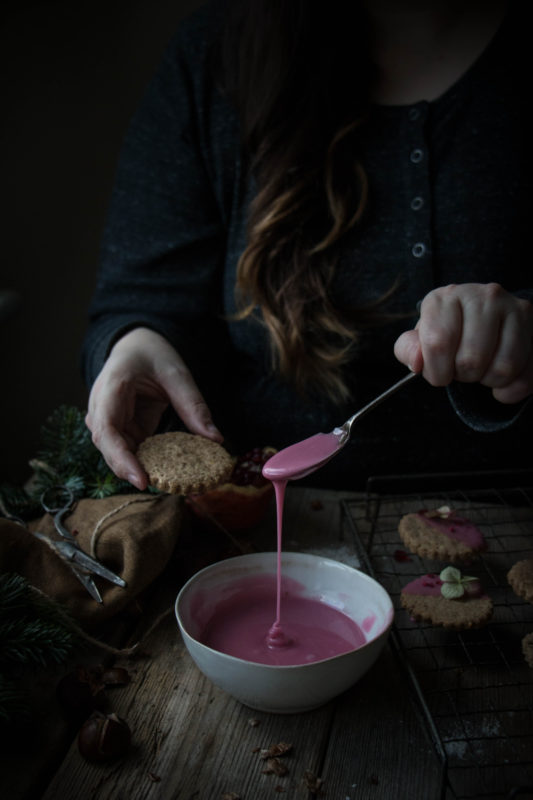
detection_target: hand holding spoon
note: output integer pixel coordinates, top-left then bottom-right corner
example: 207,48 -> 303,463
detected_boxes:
262,371 -> 418,482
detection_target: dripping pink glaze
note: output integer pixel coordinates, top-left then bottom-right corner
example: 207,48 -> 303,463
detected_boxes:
262,434 -> 342,649
269,479 -> 290,648
197,436 -> 371,666
417,511 -> 485,549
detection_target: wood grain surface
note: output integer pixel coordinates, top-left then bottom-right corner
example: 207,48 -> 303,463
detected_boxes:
4,487 -> 444,800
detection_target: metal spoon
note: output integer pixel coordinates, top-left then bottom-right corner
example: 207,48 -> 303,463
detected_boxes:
263,371 -> 419,482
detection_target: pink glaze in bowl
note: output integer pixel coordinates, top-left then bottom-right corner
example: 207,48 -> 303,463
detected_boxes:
175,551 -> 393,713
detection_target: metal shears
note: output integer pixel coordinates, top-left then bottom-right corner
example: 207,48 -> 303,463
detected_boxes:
5,485 -> 127,604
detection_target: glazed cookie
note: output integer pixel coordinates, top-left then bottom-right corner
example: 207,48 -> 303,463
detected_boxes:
507,558 -> 533,604
522,632 -> 533,668
400,566 -> 493,630
137,432 -> 234,495
398,505 -> 487,563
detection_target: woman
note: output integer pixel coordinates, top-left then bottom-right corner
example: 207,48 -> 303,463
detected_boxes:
82,0 -> 532,490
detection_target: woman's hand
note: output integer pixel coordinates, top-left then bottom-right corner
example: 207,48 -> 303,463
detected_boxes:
394,283 -> 533,404
85,327 -> 223,490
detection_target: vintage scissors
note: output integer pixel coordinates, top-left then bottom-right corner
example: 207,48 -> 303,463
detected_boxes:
36,485 -> 127,603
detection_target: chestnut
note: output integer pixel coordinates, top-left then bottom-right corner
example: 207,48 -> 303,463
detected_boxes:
78,711 -> 131,762
101,667 -> 131,687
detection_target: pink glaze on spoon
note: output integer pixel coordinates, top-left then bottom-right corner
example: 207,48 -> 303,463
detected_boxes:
262,372 -> 418,483
262,432 -> 343,482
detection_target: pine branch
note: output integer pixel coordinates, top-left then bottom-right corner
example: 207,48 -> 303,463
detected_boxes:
37,405 -> 95,474
0,405 -> 142,519
0,484 -> 41,522
0,574 -> 80,670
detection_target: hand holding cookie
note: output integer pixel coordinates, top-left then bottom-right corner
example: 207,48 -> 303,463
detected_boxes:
85,328 -> 223,490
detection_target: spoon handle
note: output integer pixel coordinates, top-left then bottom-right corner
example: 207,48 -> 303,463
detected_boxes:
335,371 -> 419,442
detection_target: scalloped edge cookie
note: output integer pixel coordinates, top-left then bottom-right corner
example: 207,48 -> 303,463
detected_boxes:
137,432 -> 234,495
400,571 -> 493,630
398,507 -> 487,563
522,632 -> 533,668
507,558 -> 533,604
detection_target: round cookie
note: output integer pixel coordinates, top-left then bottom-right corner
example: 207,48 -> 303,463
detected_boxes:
400,567 -> 493,630
137,432 -> 234,495
522,632 -> 533,668
507,558 -> 533,604
398,506 -> 487,563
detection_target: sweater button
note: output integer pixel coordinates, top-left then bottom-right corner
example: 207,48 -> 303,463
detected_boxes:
410,148 -> 424,164
408,107 -> 421,122
411,196 -> 424,211
412,242 -> 426,258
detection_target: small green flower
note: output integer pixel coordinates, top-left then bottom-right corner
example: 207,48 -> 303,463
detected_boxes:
439,566 -> 478,600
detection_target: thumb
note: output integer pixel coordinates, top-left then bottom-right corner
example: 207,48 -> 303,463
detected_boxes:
394,329 -> 424,373
161,370 -> 223,442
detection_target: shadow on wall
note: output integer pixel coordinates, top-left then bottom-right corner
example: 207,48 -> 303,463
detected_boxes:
0,0 -> 204,485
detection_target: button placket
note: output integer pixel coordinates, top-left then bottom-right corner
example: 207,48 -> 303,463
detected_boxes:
406,104 -> 431,280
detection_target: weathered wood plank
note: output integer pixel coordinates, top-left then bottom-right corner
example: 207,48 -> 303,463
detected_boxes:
317,646 -> 446,799
41,601 -> 336,799
39,487 -> 361,800
15,487 -> 448,800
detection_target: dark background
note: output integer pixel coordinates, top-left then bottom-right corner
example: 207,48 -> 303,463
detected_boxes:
0,0 -> 204,485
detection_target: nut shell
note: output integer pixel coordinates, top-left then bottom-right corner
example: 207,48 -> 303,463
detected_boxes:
78,712 -> 131,762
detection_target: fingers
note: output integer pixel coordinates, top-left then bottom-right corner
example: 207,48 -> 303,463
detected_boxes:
86,414 -> 149,491
453,291 -> 500,383
393,329 -> 424,373
394,285 -> 533,402
417,288 -> 462,385
480,300 -> 532,390
492,348 -> 533,404
155,361 -> 223,442
86,382 -> 149,490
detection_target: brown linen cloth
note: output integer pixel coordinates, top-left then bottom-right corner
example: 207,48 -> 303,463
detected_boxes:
0,493 -> 182,626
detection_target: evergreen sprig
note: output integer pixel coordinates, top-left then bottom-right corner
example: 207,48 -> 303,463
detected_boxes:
0,573 -> 81,725
0,405 -> 139,520
0,574 -> 79,668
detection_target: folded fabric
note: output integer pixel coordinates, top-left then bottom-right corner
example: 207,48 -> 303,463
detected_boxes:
0,493 -> 183,627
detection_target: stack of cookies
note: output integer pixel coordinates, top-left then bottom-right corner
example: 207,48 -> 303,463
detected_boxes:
397,504 -> 533,666
398,504 -> 492,630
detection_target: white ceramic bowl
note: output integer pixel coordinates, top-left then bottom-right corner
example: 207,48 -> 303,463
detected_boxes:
175,552 -> 393,713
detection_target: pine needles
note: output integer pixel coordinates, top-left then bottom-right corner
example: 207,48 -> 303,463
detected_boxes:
0,405 -> 141,726
0,405 -> 138,521
0,573 -> 81,725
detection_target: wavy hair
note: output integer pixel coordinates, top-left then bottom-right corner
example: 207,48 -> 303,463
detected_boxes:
219,0 -> 391,401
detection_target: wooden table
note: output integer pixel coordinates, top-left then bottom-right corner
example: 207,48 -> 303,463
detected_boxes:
1,487 -> 452,799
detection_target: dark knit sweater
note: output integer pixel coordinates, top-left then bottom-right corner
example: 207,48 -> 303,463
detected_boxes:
82,2 -> 531,489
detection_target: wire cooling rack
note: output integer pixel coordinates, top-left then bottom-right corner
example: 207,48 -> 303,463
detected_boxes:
342,473 -> 533,800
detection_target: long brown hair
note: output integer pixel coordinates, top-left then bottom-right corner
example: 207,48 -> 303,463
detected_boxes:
219,1 -> 386,401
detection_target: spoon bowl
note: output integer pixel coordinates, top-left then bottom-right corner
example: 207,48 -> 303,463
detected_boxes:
263,371 -> 418,482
